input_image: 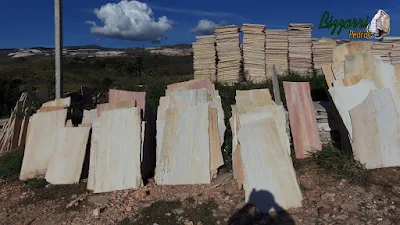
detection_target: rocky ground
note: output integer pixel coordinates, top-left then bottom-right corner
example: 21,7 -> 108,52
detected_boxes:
1,164 -> 400,225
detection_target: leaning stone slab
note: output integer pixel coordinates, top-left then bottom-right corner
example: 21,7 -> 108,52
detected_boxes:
350,88 -> 400,169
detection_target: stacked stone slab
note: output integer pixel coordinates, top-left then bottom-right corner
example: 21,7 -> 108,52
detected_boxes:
193,35 -> 217,81
371,42 -> 392,63
312,39 -> 337,70
391,44 -> 400,68
265,29 -> 288,76
215,25 -> 241,84
383,37 -> 400,68
287,24 -> 313,74
241,24 -> 266,82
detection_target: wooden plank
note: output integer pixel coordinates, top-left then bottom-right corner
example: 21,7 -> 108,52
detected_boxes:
271,65 -> 282,105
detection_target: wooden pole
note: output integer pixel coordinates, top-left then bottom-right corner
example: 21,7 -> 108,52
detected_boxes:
272,64 -> 282,105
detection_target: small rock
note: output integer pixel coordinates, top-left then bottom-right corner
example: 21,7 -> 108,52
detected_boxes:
184,221 -> 194,225
197,222 -> 203,225
93,208 -> 100,216
125,206 -> 132,212
89,195 -> 110,206
71,194 -> 78,199
153,224 -> 159,225
377,218 -> 383,222
143,203 -> 151,208
235,202 -> 247,209
135,189 -> 148,199
165,212 -> 171,216
377,220 -> 391,225
172,208 -> 185,215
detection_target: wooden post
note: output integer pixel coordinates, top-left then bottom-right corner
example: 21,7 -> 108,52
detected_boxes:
272,64 -> 282,105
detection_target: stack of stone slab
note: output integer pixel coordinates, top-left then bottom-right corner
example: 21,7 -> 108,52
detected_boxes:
324,41 -> 400,169
391,44 -> 400,68
193,35 -> 217,81
241,24 -> 266,83
371,42 -> 392,63
155,79 -> 225,185
265,29 -> 288,76
230,89 -> 302,213
381,37 -> 400,67
215,25 -> 241,84
287,24 -> 313,74
312,39 -> 337,70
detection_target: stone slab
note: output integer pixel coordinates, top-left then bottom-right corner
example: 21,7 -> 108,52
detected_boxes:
284,82 -> 322,158
350,88 -> 400,169
45,127 -> 90,184
19,110 -> 68,180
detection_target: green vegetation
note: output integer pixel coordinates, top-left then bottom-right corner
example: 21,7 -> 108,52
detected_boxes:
119,199 -> 218,225
0,53 -> 328,170
0,147 -> 24,180
0,52 -> 193,116
308,144 -> 372,186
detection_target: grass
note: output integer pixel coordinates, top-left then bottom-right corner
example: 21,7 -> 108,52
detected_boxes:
119,199 -> 219,225
308,144 -> 372,186
0,147 -> 24,180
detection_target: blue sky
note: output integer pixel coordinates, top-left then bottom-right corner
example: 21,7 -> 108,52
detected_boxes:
0,0 -> 399,48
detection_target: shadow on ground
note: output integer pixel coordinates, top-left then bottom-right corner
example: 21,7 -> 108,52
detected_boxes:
228,189 -> 295,225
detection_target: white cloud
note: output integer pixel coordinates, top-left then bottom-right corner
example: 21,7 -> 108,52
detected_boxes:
86,0 -> 172,42
190,19 -> 222,35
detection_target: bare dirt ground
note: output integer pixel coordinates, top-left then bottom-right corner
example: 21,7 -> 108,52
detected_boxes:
1,164 -> 400,225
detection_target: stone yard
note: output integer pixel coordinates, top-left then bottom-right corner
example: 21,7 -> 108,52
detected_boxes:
1,163 -> 400,225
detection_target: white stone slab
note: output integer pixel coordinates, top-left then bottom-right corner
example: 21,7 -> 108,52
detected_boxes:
238,118 -> 302,212
155,103 -> 211,185
93,107 -> 142,193
169,88 -> 210,106
350,88 -> 400,169
328,79 -> 378,139
45,127 -> 90,184
20,109 -> 68,180
87,118 -> 100,190
82,109 -> 97,125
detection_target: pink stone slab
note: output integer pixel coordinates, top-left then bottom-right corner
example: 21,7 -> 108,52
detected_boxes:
108,89 -> 146,116
166,79 -> 215,97
283,82 -> 322,159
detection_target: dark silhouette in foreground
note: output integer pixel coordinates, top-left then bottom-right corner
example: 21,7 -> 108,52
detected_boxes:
228,189 -> 295,225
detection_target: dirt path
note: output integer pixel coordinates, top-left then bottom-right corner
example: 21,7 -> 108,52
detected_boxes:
1,165 -> 400,225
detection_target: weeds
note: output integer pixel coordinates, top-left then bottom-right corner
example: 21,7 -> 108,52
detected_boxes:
120,199 -> 218,225
0,148 -> 24,180
308,144 -> 372,186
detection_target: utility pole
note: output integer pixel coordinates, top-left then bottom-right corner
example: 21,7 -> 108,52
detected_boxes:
54,0 -> 63,99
